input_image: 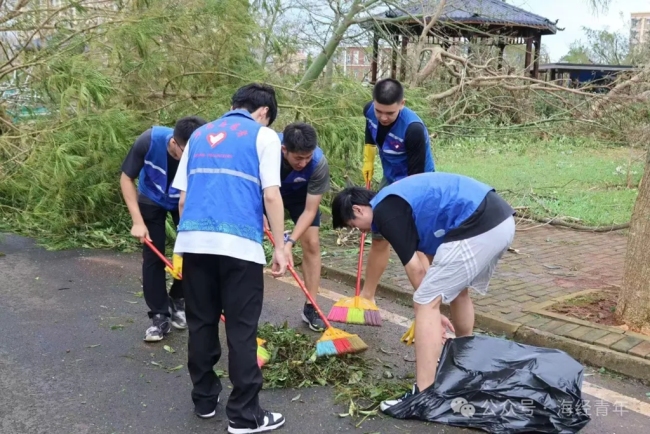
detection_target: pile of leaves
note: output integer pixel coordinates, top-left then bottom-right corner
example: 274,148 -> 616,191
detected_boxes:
256,322 -> 412,418
257,322 -> 369,389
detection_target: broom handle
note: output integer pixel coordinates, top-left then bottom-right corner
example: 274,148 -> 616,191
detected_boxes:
143,238 -> 178,277
264,228 -> 333,329
142,239 -> 229,325
354,179 -> 371,296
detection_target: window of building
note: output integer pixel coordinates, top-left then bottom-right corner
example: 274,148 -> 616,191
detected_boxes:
352,50 -> 359,65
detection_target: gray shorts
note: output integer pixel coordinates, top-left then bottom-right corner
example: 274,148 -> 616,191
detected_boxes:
413,216 -> 516,305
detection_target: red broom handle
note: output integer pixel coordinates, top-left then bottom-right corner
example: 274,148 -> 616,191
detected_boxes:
264,228 -> 333,329
354,179 -> 371,296
143,238 -> 178,277
143,239 -> 228,325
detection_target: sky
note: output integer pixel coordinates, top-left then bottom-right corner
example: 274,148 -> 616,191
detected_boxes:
510,0 -> 650,62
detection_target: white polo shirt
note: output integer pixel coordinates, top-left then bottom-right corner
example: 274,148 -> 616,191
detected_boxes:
171,125 -> 282,265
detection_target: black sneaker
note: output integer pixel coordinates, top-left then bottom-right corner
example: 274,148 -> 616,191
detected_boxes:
228,410 -> 285,433
195,396 -> 219,419
301,303 -> 325,332
169,297 -> 187,330
144,314 -> 171,342
380,383 -> 419,412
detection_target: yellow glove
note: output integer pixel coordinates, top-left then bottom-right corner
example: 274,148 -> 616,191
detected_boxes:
401,320 -> 415,345
164,254 -> 183,280
362,144 -> 376,185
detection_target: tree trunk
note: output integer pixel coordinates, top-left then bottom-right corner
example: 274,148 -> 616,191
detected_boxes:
323,14 -> 341,87
616,147 -> 650,333
294,0 -> 362,91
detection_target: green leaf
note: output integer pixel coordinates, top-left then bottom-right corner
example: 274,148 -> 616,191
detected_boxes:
167,365 -> 183,372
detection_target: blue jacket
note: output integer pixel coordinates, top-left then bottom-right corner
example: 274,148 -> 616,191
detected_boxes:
279,145 -> 324,197
370,173 -> 493,255
177,110 -> 264,244
137,126 -> 181,211
365,103 -> 435,184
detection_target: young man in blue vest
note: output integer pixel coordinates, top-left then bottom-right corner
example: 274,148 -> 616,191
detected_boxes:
120,116 -> 206,342
331,172 -> 515,412
360,78 -> 435,308
172,83 -> 289,433
263,122 -> 330,332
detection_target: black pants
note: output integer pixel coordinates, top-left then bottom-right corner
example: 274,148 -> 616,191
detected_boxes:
140,201 -> 182,318
183,253 -> 265,426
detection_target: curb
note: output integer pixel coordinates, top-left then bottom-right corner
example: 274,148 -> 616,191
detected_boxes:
321,264 -> 650,384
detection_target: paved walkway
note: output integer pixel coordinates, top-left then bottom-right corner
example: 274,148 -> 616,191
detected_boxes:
319,221 -> 650,379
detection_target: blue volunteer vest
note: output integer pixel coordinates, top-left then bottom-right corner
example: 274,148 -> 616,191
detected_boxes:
177,109 -> 264,244
369,173 -> 493,255
280,146 -> 324,196
365,103 -> 435,184
137,126 -> 181,211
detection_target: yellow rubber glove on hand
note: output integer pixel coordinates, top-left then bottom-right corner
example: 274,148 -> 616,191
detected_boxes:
164,254 -> 183,280
362,144 -> 376,185
401,320 -> 416,346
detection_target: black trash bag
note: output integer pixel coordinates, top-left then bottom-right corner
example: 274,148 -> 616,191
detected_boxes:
384,335 -> 591,433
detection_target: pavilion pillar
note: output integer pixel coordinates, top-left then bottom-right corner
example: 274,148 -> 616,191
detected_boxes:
524,36 -> 533,75
400,35 -> 408,81
532,34 -> 541,78
497,43 -> 505,71
391,35 -> 398,79
371,30 -> 379,84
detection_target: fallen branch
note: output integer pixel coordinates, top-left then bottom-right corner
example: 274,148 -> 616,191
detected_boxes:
515,213 -> 630,232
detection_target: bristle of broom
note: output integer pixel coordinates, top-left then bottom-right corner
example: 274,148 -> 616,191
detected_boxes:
364,309 -> 382,326
329,296 -> 382,326
327,305 -> 349,322
315,327 -> 368,357
257,344 -> 270,367
345,307 -> 366,324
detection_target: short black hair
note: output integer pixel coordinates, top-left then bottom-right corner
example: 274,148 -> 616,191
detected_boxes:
231,83 -> 278,126
174,116 -> 207,147
283,122 -> 317,153
331,187 -> 377,229
372,78 -> 404,105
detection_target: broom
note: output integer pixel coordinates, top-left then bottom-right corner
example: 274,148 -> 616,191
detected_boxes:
326,180 -> 381,326
264,228 -> 368,357
142,239 -> 270,367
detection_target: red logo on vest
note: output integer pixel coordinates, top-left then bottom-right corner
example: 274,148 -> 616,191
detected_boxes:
207,132 -> 226,148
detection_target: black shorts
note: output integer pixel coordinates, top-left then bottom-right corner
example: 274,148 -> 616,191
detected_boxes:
264,194 -> 321,227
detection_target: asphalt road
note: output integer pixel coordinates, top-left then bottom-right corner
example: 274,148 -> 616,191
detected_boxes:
1,233 -> 649,434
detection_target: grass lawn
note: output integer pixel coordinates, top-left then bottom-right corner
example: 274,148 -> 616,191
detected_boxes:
323,138 -> 643,230
431,139 -> 643,226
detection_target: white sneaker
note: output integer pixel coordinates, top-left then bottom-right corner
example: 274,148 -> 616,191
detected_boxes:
228,410 -> 285,433
380,383 -> 419,412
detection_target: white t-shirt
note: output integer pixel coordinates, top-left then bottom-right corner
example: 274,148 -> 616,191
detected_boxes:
171,125 -> 281,265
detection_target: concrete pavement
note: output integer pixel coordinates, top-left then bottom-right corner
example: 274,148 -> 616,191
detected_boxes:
320,223 -> 650,382
1,233 -> 650,433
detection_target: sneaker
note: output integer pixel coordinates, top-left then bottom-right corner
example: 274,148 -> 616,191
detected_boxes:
228,410 -> 285,433
144,314 -> 171,342
301,303 -> 325,332
169,297 -> 187,330
380,383 -> 419,412
195,396 -> 219,419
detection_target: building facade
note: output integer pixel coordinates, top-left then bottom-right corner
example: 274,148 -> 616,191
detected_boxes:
337,45 -> 392,82
630,12 -> 650,48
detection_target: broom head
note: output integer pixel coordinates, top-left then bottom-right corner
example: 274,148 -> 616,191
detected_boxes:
315,326 -> 368,357
257,342 -> 270,367
326,296 -> 382,326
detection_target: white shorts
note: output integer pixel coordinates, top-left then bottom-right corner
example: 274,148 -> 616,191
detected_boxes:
413,216 -> 516,305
